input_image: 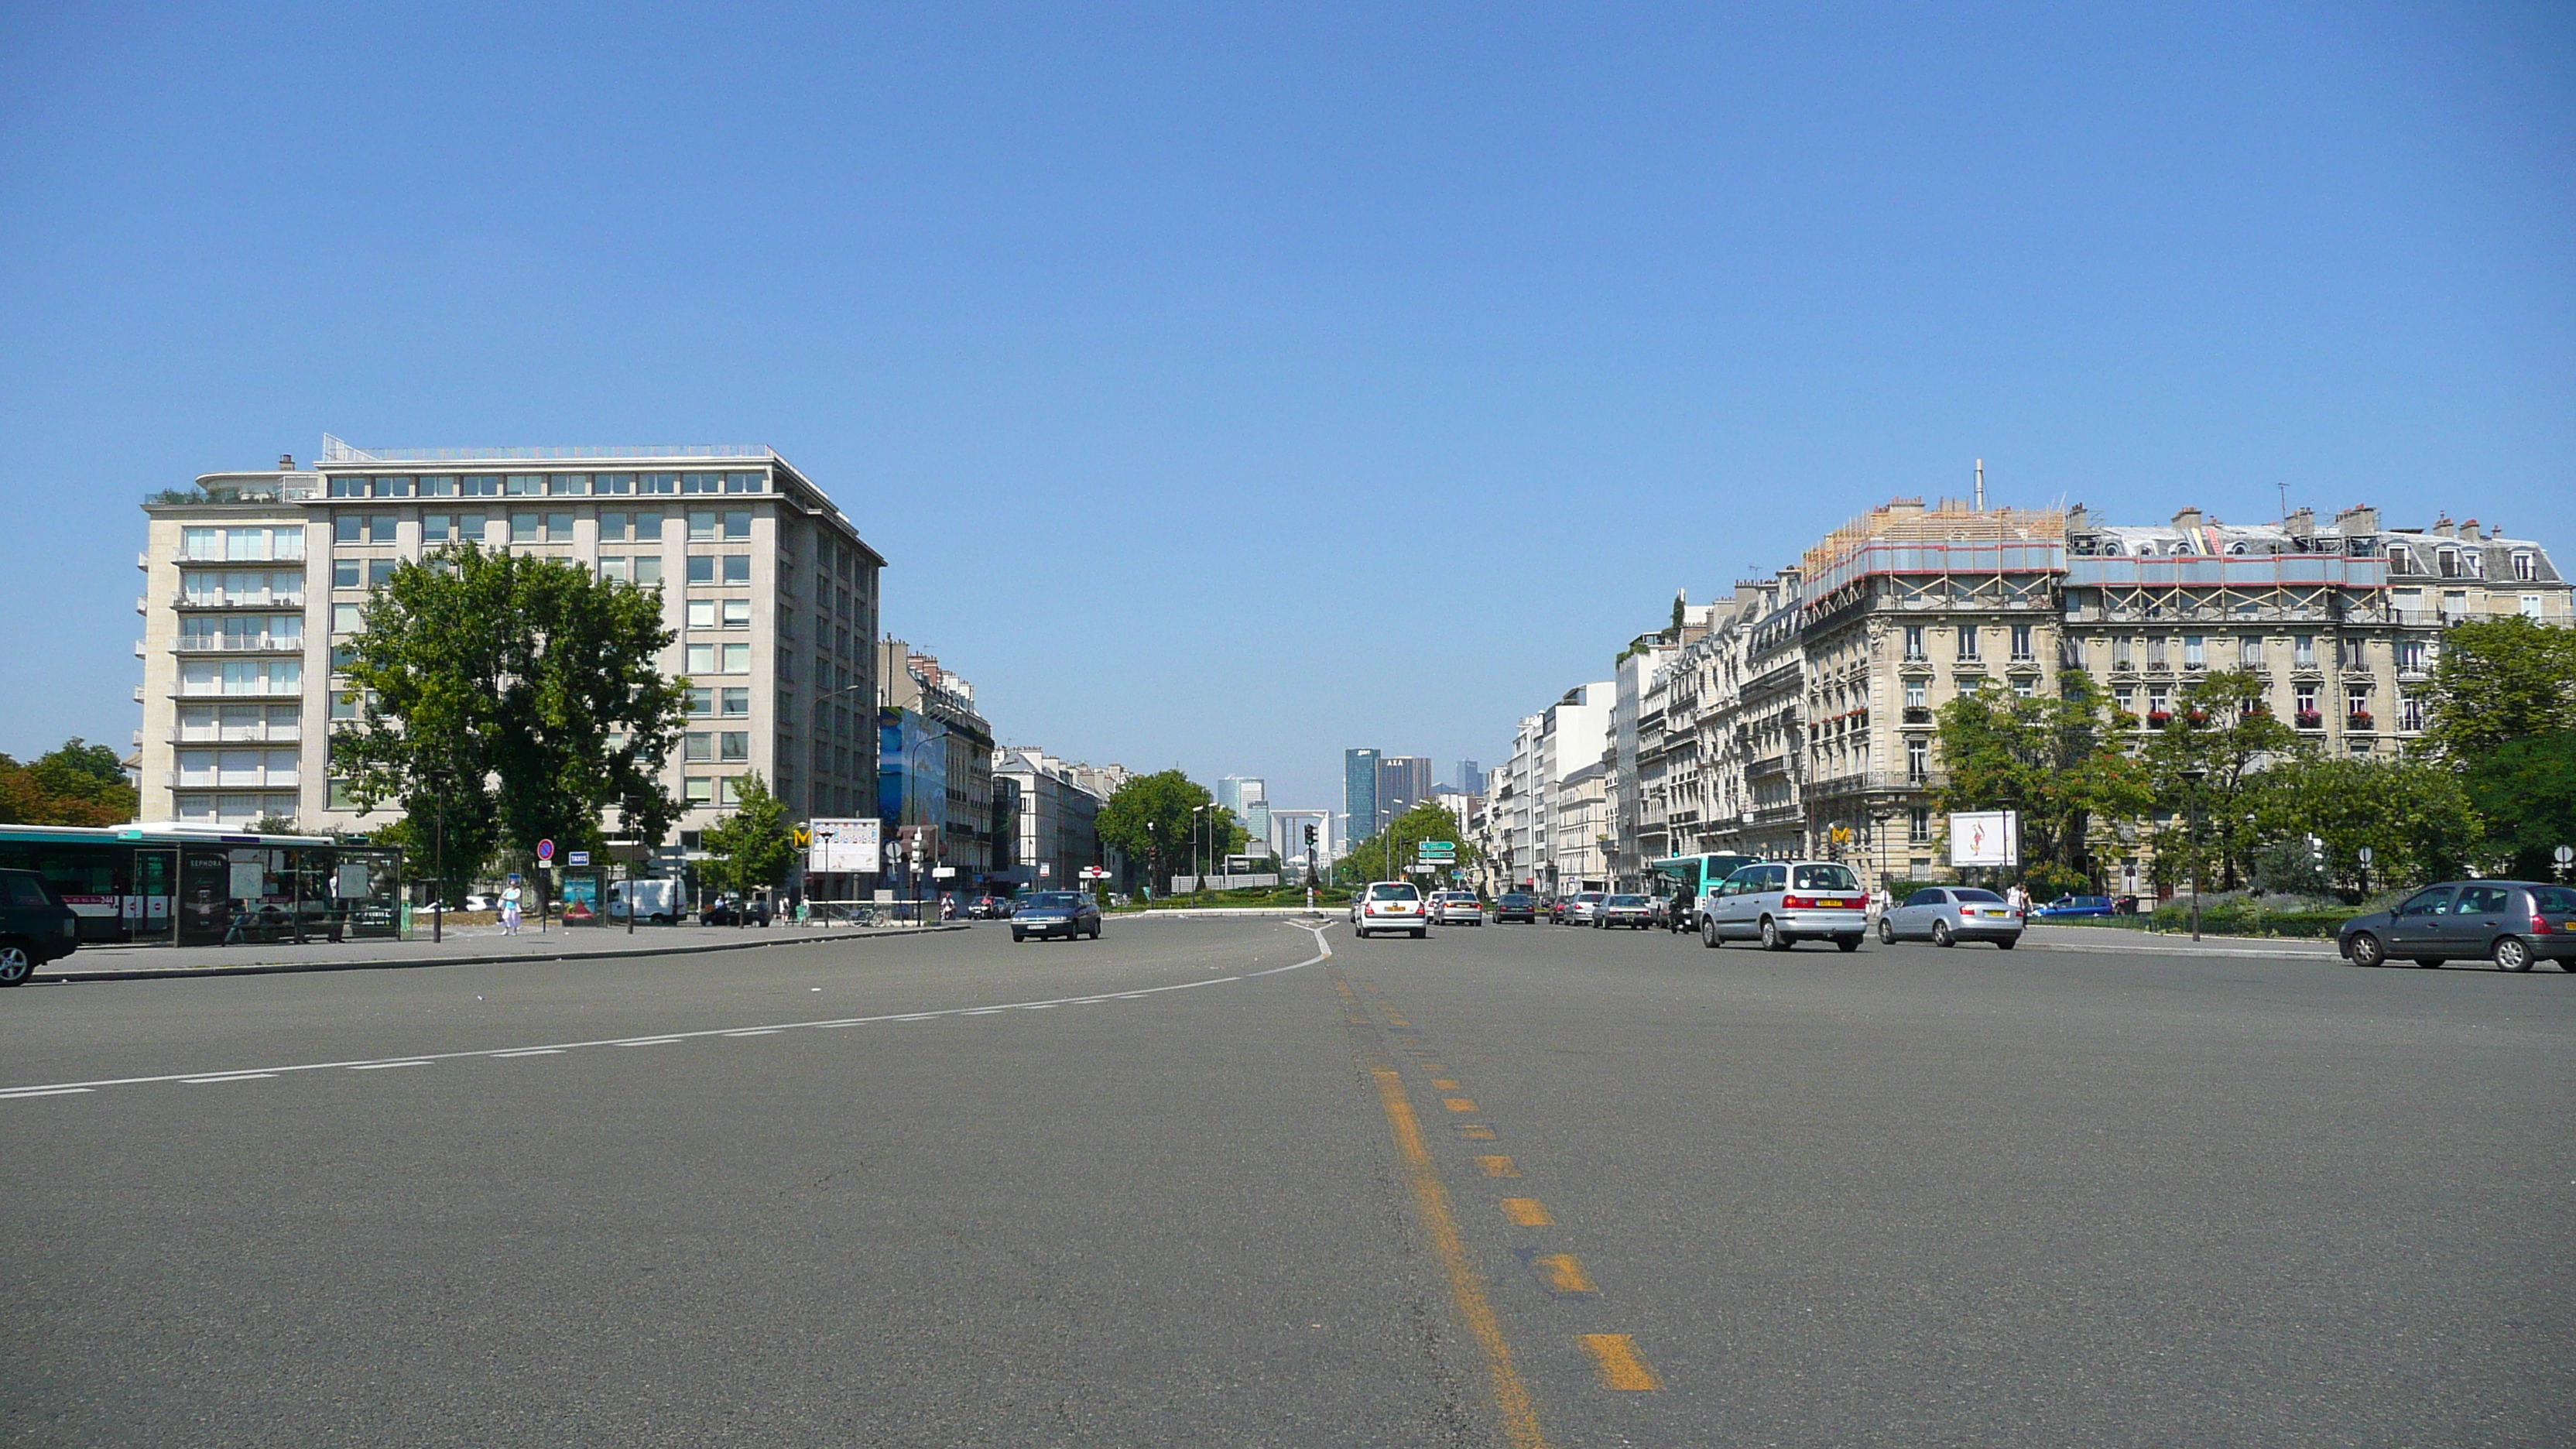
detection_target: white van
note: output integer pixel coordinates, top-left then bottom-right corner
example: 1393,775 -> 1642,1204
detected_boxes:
608,879 -> 683,925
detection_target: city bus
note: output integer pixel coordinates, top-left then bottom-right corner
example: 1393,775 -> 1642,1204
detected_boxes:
1644,852 -> 1763,929
0,824 -> 403,947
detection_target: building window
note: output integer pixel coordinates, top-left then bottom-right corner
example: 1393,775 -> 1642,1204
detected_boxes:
2387,543 -> 2413,573
548,474 -> 589,496
689,511 -> 718,541
2513,550 -> 2535,581
632,556 -> 663,585
682,473 -> 723,495
2437,548 -> 2458,577
461,475 -> 502,497
2183,635 -> 2204,669
722,555 -> 751,584
420,476 -> 458,497
2524,594 -> 2545,619
724,510 -> 752,540
510,513 -> 540,543
1904,680 -> 1927,710
1956,628 -> 1979,662
1908,807 -> 1931,844
718,777 -> 743,807
686,643 -> 717,673
2113,637 -> 2132,669
721,642 -> 751,673
2146,637 -> 2167,669
722,599 -> 751,628
503,474 -> 543,496
598,512 -> 628,542
599,557 -> 629,584
687,555 -> 715,584
423,515 -> 450,544
686,688 -> 714,716
367,558 -> 397,587
2010,625 -> 2033,661
333,603 -> 363,632
2399,694 -> 2424,731
2114,687 -> 2135,716
2396,639 -> 2424,673
685,777 -> 714,804
595,474 -> 634,495
724,471 -> 765,494
2294,635 -> 2315,667
2239,636 -> 2261,668
1901,625 -> 1924,661
721,687 -> 750,716
719,731 -> 749,762
684,733 -> 711,762
2011,677 -> 2036,697
1906,740 -> 1929,781
334,516 -> 362,544
635,510 -> 663,540
640,473 -> 679,495
687,600 -> 717,629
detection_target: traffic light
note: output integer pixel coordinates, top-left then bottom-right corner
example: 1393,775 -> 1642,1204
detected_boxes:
1304,824 -> 1318,847
2307,834 -> 2324,872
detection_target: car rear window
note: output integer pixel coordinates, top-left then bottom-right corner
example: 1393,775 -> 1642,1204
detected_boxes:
1608,896 -> 1647,906
1369,884 -> 1420,901
2533,887 -> 2576,913
1793,865 -> 1861,892
1501,894 -> 1532,905
1951,889 -> 2005,903
5,875 -> 52,908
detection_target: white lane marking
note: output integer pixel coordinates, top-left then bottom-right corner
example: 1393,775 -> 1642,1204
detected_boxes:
348,1060 -> 430,1071
721,1029 -> 782,1037
4,920 -> 1339,1101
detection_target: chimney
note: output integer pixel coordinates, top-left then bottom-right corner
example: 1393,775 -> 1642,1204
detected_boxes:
2461,519 -> 2482,542
2285,506 -> 2315,536
1974,459 -> 1985,511
2336,504 -> 2380,536
2171,506 -> 2204,530
1885,496 -> 1925,517
278,454 -> 296,471
2433,516 -> 2454,537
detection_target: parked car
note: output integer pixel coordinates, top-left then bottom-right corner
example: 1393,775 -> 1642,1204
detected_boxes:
701,896 -> 771,927
1700,862 -> 1869,951
0,868 -> 80,985
2031,894 -> 2115,920
1012,891 -> 1101,942
1355,881 -> 1429,939
2338,881 -> 2576,971
1495,892 -> 1539,924
1430,891 -> 1484,927
608,879 -> 682,924
1879,886 -> 2022,949
1595,894 -> 1654,929
1560,891 -> 1610,927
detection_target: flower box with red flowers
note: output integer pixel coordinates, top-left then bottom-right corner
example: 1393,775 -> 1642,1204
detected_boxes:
2347,711 -> 2374,730
2146,710 -> 2173,728
2294,710 -> 2324,729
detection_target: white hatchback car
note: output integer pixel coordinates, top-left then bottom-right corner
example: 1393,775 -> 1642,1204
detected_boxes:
1355,882 -> 1429,939
1698,860 -> 1870,951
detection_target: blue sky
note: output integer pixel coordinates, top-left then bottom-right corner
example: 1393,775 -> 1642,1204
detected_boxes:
2,2 -> 2568,814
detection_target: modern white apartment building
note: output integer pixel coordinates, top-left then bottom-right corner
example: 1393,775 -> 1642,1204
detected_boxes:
137,440 -> 885,848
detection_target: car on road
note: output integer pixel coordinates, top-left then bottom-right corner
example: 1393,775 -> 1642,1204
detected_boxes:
701,896 -> 772,927
1879,886 -> 2022,949
1012,891 -> 1101,942
2338,881 -> 2576,971
1700,861 -> 1869,951
1494,892 -> 1539,924
0,868 -> 79,985
2031,894 -> 2116,920
965,896 -> 1012,920
1430,891 -> 1484,927
1559,891 -> 1609,927
1355,881 -> 1429,938
1595,894 -> 1654,929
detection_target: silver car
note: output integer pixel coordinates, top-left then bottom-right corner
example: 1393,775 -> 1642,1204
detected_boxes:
1430,891 -> 1484,927
1698,861 -> 1869,951
1560,890 -> 1609,926
1880,886 -> 2023,949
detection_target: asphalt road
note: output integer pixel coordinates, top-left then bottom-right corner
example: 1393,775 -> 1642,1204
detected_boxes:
3,917 -> 2569,1447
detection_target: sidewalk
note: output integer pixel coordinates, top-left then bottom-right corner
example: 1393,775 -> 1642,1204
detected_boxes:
2019,923 -> 2341,960
37,920 -> 971,984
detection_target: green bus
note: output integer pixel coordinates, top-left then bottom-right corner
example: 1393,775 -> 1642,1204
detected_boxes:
0,824 -> 403,947
1645,853 -> 1764,926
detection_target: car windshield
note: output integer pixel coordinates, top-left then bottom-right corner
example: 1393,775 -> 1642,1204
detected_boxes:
1793,865 -> 1861,892
1951,888 -> 2005,903
1608,896 -> 1647,906
1369,884 -> 1420,902
1023,893 -> 1080,909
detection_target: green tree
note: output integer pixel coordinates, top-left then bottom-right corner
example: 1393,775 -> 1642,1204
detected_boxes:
2460,730 -> 2576,882
2251,754 -> 2482,895
1096,770 -> 1217,892
2142,670 -> 2302,892
1934,672 -> 2151,894
702,772 -> 796,896
0,739 -> 141,826
331,543 -> 690,900
1339,803 -> 1481,889
2424,616 -> 2576,762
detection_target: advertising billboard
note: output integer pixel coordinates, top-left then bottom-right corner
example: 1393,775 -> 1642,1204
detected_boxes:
807,817 -> 882,875
1947,811 -> 2019,868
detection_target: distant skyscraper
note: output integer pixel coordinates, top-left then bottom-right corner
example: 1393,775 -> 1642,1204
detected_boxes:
1344,748 -> 1379,843
1217,775 -> 1265,817
1457,759 -> 1485,795
1376,755 -> 1433,829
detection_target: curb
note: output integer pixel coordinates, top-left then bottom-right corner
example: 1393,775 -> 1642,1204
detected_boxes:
33,923 -> 974,985
2023,934 -> 2339,961
1117,908 -> 1334,920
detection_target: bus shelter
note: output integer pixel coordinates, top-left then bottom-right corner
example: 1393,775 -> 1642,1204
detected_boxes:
0,825 -> 405,947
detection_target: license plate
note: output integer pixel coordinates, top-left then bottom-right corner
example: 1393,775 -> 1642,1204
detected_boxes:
1978,909 -> 2004,917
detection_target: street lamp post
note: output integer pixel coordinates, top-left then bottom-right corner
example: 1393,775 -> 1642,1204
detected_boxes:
1192,803 -> 1211,897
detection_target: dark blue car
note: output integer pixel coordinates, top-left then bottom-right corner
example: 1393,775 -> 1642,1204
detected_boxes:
2031,895 -> 2116,920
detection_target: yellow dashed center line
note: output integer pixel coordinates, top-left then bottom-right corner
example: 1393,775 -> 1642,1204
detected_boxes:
1501,1197 -> 1556,1227
1444,1097 -> 1479,1112
1433,1078 -> 1462,1091
1534,1253 -> 1597,1295
1578,1334 -> 1664,1391
1477,1155 -> 1521,1178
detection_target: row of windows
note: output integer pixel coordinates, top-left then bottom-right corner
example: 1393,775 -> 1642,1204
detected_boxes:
1899,624 -> 2038,662
175,704 -> 302,742
331,552 -> 753,589
684,642 -> 754,675
174,748 -> 300,787
179,526 -> 305,562
340,509 -> 757,545
684,731 -> 752,763
178,614 -> 304,647
178,659 -> 302,696
326,471 -> 765,499
180,570 -> 305,607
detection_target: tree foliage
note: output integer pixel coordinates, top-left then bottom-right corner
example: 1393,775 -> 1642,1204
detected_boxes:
702,772 -> 796,895
2424,616 -> 2576,762
1934,672 -> 2150,892
1096,770 -> 1241,891
2141,670 -> 2301,889
0,739 -> 139,827
2250,755 -> 2482,894
331,543 -> 690,882
1338,803 -> 1480,888
2460,729 -> 2576,882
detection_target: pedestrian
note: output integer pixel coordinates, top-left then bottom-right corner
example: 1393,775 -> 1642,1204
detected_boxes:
2006,881 -> 2029,918
1869,882 -> 1893,924
500,880 -> 522,935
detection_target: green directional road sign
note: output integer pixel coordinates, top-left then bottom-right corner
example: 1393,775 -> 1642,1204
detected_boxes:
1417,840 -> 1456,862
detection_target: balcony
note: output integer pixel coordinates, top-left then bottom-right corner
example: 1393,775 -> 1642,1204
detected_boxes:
1901,706 -> 1933,726
172,593 -> 304,611
2346,711 -> 2376,733
175,635 -> 307,654
1804,767 -> 1946,797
